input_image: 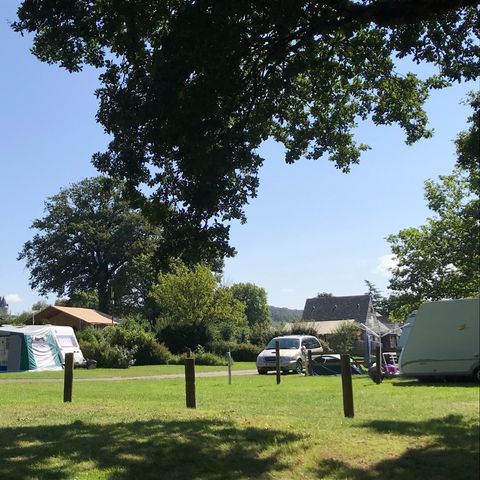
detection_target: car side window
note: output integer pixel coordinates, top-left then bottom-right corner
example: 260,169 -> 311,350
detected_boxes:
302,337 -> 319,349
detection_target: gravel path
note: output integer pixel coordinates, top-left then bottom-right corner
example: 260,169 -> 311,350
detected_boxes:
0,369 -> 258,383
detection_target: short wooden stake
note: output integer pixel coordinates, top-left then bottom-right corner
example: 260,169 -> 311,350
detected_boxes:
307,350 -> 313,376
340,354 -> 354,418
227,351 -> 232,385
275,340 -> 281,384
375,346 -> 382,384
63,352 -> 74,403
185,353 -> 196,408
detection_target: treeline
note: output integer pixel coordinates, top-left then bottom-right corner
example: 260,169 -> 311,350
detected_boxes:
269,306 -> 303,323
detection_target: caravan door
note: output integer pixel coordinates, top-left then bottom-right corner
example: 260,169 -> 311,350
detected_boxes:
52,326 -> 86,366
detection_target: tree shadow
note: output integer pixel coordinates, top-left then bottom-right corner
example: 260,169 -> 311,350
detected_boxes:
0,418 -> 301,479
314,414 -> 479,480
392,378 -> 478,388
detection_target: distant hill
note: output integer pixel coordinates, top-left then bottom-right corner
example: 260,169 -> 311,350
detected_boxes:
269,306 -> 303,323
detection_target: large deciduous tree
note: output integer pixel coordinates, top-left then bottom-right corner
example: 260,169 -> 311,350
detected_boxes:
386,93 -> 479,319
18,177 -> 160,313
13,1 -> 479,253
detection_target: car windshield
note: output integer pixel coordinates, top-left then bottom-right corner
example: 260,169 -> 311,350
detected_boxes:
266,338 -> 300,349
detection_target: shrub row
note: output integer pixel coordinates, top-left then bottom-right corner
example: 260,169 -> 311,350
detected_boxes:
77,321 -> 233,368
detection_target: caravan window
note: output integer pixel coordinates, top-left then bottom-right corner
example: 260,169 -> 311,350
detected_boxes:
57,335 -> 78,348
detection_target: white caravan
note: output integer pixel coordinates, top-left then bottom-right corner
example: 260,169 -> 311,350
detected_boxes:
0,325 -> 86,372
399,299 -> 479,381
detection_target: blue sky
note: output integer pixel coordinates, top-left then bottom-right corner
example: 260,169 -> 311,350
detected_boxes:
0,1 -> 476,314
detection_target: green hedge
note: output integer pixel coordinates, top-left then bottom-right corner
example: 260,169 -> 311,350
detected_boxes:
77,320 -> 173,367
210,341 -> 260,362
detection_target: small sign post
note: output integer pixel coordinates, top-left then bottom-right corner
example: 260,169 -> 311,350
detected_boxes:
227,351 -> 232,385
63,352 -> 74,403
307,350 -> 313,376
275,340 -> 281,384
340,354 -> 354,418
185,350 -> 196,408
375,346 -> 382,384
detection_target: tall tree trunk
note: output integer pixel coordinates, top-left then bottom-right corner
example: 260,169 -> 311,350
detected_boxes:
97,278 -> 110,313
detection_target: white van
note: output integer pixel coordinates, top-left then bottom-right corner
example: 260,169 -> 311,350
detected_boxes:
256,335 -> 323,374
399,299 -> 479,381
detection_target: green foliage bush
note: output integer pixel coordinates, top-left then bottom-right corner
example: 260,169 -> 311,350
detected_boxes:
328,322 -> 360,354
77,318 -> 173,367
79,338 -> 136,369
286,324 -> 318,336
167,346 -> 226,366
193,351 -> 227,366
156,323 -> 211,355
210,342 -> 260,362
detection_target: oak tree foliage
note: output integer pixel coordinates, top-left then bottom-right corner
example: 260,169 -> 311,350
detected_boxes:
18,177 -> 160,313
13,1 -> 480,253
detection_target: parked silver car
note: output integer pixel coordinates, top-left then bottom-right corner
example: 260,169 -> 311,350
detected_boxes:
256,335 -> 323,374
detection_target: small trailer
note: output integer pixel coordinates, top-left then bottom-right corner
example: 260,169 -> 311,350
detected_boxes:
398,299 -> 479,381
0,324 -> 86,372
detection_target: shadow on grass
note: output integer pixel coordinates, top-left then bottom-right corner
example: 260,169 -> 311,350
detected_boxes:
314,414 -> 479,480
0,418 -> 300,479
392,378 -> 478,387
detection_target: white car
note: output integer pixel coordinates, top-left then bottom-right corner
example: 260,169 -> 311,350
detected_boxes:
256,335 -> 323,374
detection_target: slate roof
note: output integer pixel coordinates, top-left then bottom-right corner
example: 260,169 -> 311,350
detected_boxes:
302,295 -> 372,323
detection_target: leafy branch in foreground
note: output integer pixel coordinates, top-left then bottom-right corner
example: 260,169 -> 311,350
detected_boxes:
13,1 -> 480,253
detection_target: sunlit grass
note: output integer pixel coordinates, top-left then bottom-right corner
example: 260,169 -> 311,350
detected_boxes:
0,372 -> 478,479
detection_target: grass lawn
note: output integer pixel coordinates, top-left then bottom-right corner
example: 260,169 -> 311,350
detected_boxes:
0,368 -> 478,480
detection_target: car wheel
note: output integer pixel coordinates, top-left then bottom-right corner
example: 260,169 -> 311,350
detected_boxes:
473,367 -> 480,383
257,368 -> 268,375
295,359 -> 303,374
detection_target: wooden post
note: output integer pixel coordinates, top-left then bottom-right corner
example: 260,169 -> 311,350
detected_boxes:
227,351 -> 232,385
375,345 -> 382,384
307,350 -> 313,376
275,340 -> 281,384
63,352 -> 74,403
185,351 -> 196,408
340,354 -> 354,418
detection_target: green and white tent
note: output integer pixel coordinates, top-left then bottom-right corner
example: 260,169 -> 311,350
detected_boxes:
0,325 -> 83,372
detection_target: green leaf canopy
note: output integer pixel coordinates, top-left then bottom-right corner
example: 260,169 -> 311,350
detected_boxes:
18,177 -> 160,313
13,1 -> 480,251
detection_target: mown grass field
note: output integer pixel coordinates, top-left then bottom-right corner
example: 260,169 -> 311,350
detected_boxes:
0,366 -> 478,480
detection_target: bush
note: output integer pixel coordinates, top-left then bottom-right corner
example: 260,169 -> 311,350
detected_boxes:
156,323 -> 211,354
191,351 -> 227,366
78,319 -> 174,367
328,322 -> 360,354
210,342 -> 260,362
167,345 -> 227,366
107,325 -> 173,365
79,338 -> 136,368
286,324 -> 319,336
